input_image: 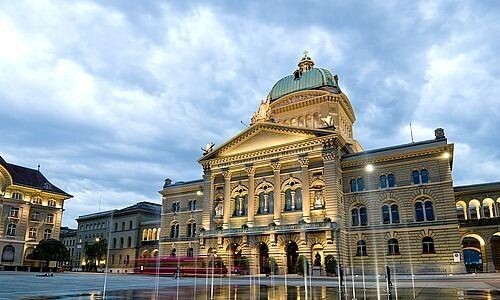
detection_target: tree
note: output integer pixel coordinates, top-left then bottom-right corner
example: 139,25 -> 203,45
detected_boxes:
324,254 -> 337,276
84,239 -> 107,271
31,239 -> 69,269
297,255 -> 309,276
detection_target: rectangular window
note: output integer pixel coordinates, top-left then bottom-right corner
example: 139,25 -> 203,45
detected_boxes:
9,207 -> 19,218
31,211 -> 40,221
45,214 -> 54,224
29,227 -> 37,239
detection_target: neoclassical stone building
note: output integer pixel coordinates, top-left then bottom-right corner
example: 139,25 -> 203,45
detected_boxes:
0,156 -> 72,268
160,54 -> 468,275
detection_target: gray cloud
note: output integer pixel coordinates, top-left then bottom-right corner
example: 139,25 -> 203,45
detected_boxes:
0,0 -> 499,227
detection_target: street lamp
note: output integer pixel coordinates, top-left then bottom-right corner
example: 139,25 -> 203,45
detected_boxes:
365,164 -> 374,172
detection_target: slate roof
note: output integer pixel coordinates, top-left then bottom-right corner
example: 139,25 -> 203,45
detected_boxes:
0,155 -> 72,198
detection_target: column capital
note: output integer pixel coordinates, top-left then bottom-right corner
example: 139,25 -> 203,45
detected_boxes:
322,151 -> 337,162
298,156 -> 309,167
245,165 -> 256,176
271,160 -> 281,171
221,169 -> 232,179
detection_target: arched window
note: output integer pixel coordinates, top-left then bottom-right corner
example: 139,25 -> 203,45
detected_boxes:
351,208 -> 359,226
1,245 -> 15,262
387,174 -> 395,188
382,204 -> 399,224
6,224 -> 16,236
187,247 -> 194,257
388,239 -> 400,255
120,237 -> 124,248
420,169 -> 429,183
121,222 -> 125,230
186,222 -> 196,237
48,200 -> 57,207
114,223 -> 118,231
127,236 -> 132,248
351,206 -> 368,226
415,199 -> 434,221
356,178 -> 364,191
232,187 -> 248,217
380,175 -> 387,189
258,191 -> 274,214
142,229 -> 147,241
126,255 -> 130,265
456,204 -> 466,221
359,207 -> 368,226
170,223 -> 179,238
422,237 -> 435,254
415,202 -> 424,222
113,238 -> 116,248
44,229 -> 52,239
356,240 -> 367,256
350,179 -> 356,192
283,179 -> 302,212
424,201 -> 434,220
412,170 -> 420,184
129,221 -> 133,230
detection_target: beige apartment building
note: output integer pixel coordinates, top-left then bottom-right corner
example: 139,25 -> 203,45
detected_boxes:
0,156 -> 72,269
158,53 -> 493,276
75,201 -> 161,272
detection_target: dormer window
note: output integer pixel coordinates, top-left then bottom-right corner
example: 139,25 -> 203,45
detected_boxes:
293,69 -> 302,80
48,200 -> 57,207
11,192 -> 22,200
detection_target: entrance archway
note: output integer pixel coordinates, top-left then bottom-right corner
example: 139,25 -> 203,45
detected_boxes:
286,241 -> 299,274
228,243 -> 242,273
491,234 -> 500,271
259,242 -> 269,274
462,236 -> 483,273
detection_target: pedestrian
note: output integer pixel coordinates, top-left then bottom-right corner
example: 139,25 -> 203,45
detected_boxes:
386,265 -> 392,287
339,265 -> 344,286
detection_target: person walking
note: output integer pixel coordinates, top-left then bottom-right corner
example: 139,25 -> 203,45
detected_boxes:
339,265 -> 344,286
386,265 -> 392,287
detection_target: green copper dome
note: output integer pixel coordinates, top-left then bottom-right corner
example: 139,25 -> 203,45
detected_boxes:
268,67 -> 340,102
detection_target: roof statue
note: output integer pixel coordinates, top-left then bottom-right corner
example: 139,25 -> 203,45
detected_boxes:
321,114 -> 335,128
202,142 -> 215,155
250,99 -> 271,125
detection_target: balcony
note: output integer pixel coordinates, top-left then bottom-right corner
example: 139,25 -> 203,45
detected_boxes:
140,239 -> 159,245
459,217 -> 500,227
203,221 -> 338,237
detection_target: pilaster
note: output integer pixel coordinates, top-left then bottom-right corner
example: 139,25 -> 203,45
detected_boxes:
299,156 -> 311,223
246,166 -> 256,227
271,161 -> 281,224
222,170 -> 232,229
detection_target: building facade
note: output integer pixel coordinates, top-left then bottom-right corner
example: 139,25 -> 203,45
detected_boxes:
75,202 -> 161,272
59,226 -> 77,269
0,156 -> 72,269
454,182 -> 500,272
159,54 -> 496,275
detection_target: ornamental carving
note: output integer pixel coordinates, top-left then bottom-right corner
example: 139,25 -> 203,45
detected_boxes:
221,170 -> 232,179
298,156 -> 309,167
271,161 -> 281,171
245,165 -> 256,176
273,91 -> 326,108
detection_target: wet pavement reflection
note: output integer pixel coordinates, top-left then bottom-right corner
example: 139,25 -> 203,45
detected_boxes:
22,284 -> 500,300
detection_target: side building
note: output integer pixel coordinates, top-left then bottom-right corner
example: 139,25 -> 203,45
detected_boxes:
159,54 -> 468,275
59,226 -> 77,269
75,201 -> 161,272
0,156 -> 72,269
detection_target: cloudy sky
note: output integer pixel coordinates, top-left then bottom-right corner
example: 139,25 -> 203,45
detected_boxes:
1,1 -> 499,227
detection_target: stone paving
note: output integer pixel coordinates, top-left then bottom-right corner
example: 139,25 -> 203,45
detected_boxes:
0,271 -> 499,299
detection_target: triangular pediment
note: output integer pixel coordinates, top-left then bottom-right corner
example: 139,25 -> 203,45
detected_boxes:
200,123 -> 334,160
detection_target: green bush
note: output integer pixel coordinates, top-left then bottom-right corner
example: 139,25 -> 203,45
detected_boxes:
324,254 -> 337,275
268,257 -> 278,274
296,255 -> 309,276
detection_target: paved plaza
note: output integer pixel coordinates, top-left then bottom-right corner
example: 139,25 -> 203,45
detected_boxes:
1,272 -> 500,299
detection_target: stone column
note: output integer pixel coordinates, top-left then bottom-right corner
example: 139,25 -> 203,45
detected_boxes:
222,170 -> 232,229
246,166 -> 256,227
299,156 -> 311,223
271,161 -> 281,225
